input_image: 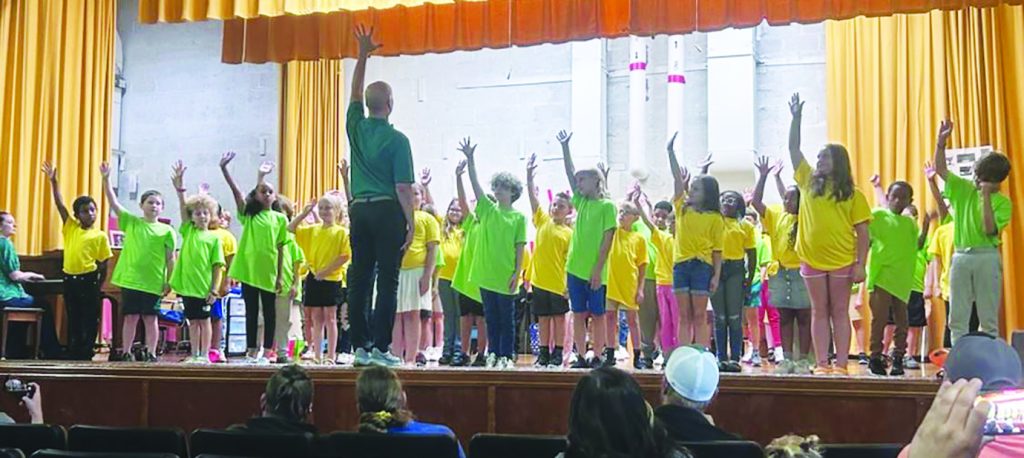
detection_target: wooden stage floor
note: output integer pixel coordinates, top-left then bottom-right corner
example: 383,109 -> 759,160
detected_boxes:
0,354 -> 941,447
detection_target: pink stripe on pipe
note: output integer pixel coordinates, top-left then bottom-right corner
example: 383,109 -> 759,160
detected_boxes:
629,62 -> 647,70
667,74 -> 686,84
547,189 -> 553,204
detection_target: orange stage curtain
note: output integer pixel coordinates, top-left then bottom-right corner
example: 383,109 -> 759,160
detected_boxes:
217,0 -> 1022,63
138,0 -> 465,23
826,4 -> 1024,346
280,59 -> 345,206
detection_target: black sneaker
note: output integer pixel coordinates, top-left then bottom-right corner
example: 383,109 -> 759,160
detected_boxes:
471,353 -> 487,367
570,354 -> 591,369
438,354 -> 452,366
415,352 -> 427,366
601,348 -> 616,368
633,351 -> 652,370
549,347 -> 564,368
450,353 -> 468,367
890,354 -> 905,376
858,352 -> 870,365
868,355 -> 888,376
535,347 -> 551,367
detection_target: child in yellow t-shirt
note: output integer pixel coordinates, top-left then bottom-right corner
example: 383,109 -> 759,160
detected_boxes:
436,198 -> 466,364
207,206 -> 237,363
712,191 -> 757,371
607,199 -> 648,369
290,193 -> 351,365
637,197 -> 678,356
394,184 -> 440,365
42,162 -> 113,361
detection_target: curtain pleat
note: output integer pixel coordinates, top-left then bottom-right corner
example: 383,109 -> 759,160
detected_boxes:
281,59 -> 344,206
138,0 -> 464,23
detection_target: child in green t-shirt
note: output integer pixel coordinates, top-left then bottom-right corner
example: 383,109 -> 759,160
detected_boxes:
930,120 -> 1012,344
451,164 -> 487,367
458,138 -> 527,370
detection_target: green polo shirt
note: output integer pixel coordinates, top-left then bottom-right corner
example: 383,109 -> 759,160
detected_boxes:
346,101 -> 415,199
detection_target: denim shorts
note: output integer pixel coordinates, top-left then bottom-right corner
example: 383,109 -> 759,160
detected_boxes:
673,259 -> 714,296
567,274 -> 607,315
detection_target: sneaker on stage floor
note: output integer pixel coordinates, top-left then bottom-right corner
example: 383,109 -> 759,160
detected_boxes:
485,353 -> 497,368
889,355 -> 906,376
570,354 -> 591,369
497,357 -> 513,370
209,349 -> 227,363
794,359 -> 814,375
353,348 -> 372,367
751,353 -> 762,368
276,353 -> 291,364
535,348 -> 551,367
471,353 -> 487,367
450,353 -> 468,367
438,353 -> 452,366
903,355 -> 920,370
144,351 -> 158,363
603,348 -> 617,368
653,352 -> 665,368
741,347 -> 753,364
548,348 -> 564,368
336,353 -> 354,365
370,348 -> 402,367
858,352 -> 870,365
264,350 -> 279,363
868,355 -> 888,376
415,352 -> 428,367
774,359 -> 796,375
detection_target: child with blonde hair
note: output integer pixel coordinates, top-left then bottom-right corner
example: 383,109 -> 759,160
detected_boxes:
169,161 -> 225,363
207,206 -> 237,363
608,197 -> 649,369
393,183 -> 439,365
290,193 -> 351,365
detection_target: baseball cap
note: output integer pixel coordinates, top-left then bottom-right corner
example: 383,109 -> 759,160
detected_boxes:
945,333 -> 1023,392
664,346 -> 719,402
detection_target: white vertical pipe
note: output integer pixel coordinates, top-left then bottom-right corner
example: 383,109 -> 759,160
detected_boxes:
628,36 -> 648,180
666,35 -> 686,148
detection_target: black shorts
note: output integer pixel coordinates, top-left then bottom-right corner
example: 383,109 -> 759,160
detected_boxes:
121,288 -> 162,316
532,288 -> 569,316
420,310 -> 433,320
459,294 -> 484,317
181,296 -> 212,320
304,275 -> 343,307
888,291 -> 927,327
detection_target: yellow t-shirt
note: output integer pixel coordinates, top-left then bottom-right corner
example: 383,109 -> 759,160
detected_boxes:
761,205 -> 801,270
607,228 -> 648,309
673,200 -> 724,265
62,219 -> 113,275
794,161 -> 872,271
928,222 -> 955,300
651,229 -> 675,286
210,228 -> 238,257
530,209 -> 573,296
722,218 -> 757,261
402,211 -> 441,269
438,227 -> 463,281
294,224 -> 351,282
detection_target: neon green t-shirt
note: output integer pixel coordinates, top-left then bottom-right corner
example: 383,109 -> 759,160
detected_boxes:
867,208 -> 919,303
451,212 -> 482,302
632,221 -> 657,281
470,197 -> 527,295
944,173 -> 1012,249
280,233 -> 305,299
566,195 -> 617,284
170,223 -> 226,299
229,210 -> 288,292
111,210 -> 176,295
912,235 -> 930,293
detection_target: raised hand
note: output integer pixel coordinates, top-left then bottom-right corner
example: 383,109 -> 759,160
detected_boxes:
258,160 -> 275,175
99,162 -> 112,178
198,183 -> 211,195
219,152 -> 236,169
556,130 -> 573,146
171,161 -> 186,190
354,24 -> 381,56
337,158 -> 349,177
597,162 -> 610,181
455,159 -> 467,177
526,154 -> 538,178
771,158 -> 784,176
420,167 -> 432,187
41,162 -> 57,182
698,153 -> 714,173
754,156 -> 771,177
924,161 -> 937,180
667,131 -> 679,152
937,119 -> 953,144
303,198 -> 316,214
742,187 -> 754,205
679,166 -> 691,190
457,137 -> 476,160
789,93 -> 804,118
870,174 -> 882,188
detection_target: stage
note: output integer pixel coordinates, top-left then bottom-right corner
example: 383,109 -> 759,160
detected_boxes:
0,358 -> 941,447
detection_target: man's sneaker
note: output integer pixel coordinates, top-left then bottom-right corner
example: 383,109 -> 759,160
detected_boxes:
751,353 -> 762,368
485,353 -> 498,368
548,347 -> 564,368
535,347 -> 551,367
904,355 -> 921,369
858,352 -> 870,365
890,355 -> 906,376
868,355 -> 888,376
370,348 -> 402,367
353,348 -> 372,367
602,348 -> 617,368
471,353 -> 487,367
719,361 -> 742,373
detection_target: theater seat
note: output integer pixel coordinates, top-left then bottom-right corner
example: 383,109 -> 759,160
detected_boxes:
468,433 -> 566,458
327,431 -> 461,458
67,425 -> 186,458
30,451 -> 178,458
680,440 -> 764,458
820,443 -> 904,458
0,448 -> 24,458
0,424 -> 66,456
189,429 -> 315,458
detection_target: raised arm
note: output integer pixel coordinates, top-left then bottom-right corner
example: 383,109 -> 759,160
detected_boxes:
771,159 -> 788,199
666,132 -> 688,200
458,138 -> 485,201
99,162 -> 127,217
698,152 -> 714,175
455,160 -> 470,216
171,161 -> 189,224
337,159 -> 353,203
932,120 -> 953,180
526,154 -> 541,214
751,156 -> 771,216
420,168 -> 434,207
41,162 -> 69,223
288,199 -> 315,233
918,211 -> 935,250
632,192 -> 656,232
256,161 -> 274,186
788,93 -> 808,170
556,130 -> 577,193
350,25 -> 380,104
870,174 -> 887,207
924,162 -> 950,222
219,152 -> 246,214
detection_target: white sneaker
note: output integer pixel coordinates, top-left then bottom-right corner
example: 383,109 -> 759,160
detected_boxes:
485,353 -> 497,368
741,346 -> 754,363
773,347 -> 786,363
336,353 -> 354,365
751,353 -> 762,367
498,357 -> 513,370
653,353 -> 665,368
904,355 -> 921,369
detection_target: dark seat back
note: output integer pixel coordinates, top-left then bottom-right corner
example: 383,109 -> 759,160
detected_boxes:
31,450 -> 178,458
680,440 -> 765,458
0,448 -> 24,458
0,424 -> 66,455
328,431 -> 461,458
820,443 -> 904,458
189,429 -> 314,458
468,433 -> 566,458
67,425 -> 186,457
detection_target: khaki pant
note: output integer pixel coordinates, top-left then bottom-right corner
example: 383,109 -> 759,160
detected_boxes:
950,248 -> 1002,344
639,280 -> 659,356
870,288 -> 907,357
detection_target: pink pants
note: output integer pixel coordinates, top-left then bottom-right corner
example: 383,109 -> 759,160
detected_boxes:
759,284 -> 782,348
657,285 -> 679,351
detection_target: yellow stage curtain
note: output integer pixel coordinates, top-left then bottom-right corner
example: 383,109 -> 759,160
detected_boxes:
280,59 -> 344,206
138,0 -> 462,23
826,4 -> 1024,347
0,0 -> 116,255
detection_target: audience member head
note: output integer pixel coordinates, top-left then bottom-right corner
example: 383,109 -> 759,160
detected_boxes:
551,191 -> 573,224
72,196 -> 98,229
720,191 -> 745,219
139,190 -> 165,220
184,194 -> 218,229
653,201 -> 673,231
0,212 -> 15,238
356,366 -> 413,434
886,181 -> 914,215
662,346 -> 719,412
318,193 -> 346,226
261,365 -> 314,423
244,181 -> 280,217
812,144 -> 854,201
566,367 -> 687,458
766,435 -> 822,458
687,175 -> 720,213
365,81 -> 394,118
573,168 -> 607,199
973,151 -> 1011,187
944,332 -> 1022,392
491,172 -> 523,206
445,198 -> 463,228
617,201 -> 641,230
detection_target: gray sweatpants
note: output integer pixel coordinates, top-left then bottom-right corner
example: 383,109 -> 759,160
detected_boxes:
949,248 -> 1002,344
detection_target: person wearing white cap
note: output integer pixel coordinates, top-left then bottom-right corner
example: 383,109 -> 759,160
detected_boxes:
655,345 -> 740,443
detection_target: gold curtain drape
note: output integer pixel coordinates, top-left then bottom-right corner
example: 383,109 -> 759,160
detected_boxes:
138,0 -> 462,23
0,0 -> 117,255
280,59 -> 344,205
826,4 -> 1024,348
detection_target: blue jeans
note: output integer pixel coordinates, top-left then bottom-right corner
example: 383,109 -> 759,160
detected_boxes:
711,260 -> 745,361
481,289 -> 515,358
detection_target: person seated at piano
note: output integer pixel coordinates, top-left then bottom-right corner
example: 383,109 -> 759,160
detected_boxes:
0,211 -> 64,358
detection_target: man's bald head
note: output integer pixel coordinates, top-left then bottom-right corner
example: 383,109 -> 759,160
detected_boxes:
365,81 -> 393,117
